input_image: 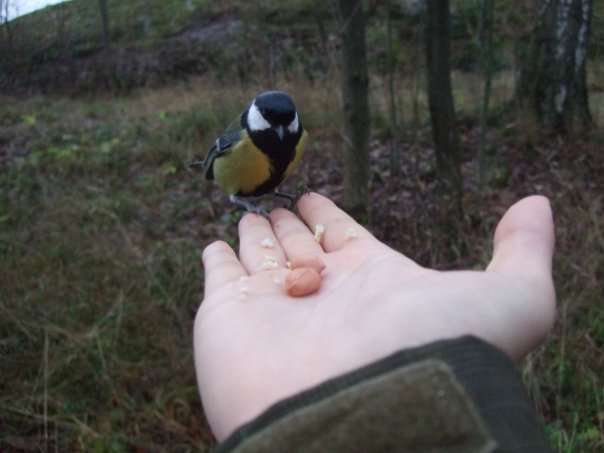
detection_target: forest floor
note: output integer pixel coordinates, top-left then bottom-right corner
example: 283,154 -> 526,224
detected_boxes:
1,76 -> 603,451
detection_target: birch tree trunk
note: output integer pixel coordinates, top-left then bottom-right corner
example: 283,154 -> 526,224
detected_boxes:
337,0 -> 370,220
516,0 -> 593,133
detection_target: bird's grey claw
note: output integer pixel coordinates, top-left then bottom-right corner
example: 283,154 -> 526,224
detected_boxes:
229,194 -> 269,218
249,206 -> 270,218
273,187 -> 312,210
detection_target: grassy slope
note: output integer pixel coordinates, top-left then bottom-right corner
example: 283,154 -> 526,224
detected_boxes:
7,0 -> 319,45
1,1 -> 603,451
7,0 -> 211,53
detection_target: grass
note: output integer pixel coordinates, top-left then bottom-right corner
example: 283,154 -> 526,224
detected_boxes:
520,139 -> 604,452
1,72 -> 603,450
0,88 -> 214,450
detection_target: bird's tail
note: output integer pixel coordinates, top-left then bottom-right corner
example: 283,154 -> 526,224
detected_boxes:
189,160 -> 205,169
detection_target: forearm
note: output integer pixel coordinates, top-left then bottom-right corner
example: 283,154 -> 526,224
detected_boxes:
214,336 -> 552,452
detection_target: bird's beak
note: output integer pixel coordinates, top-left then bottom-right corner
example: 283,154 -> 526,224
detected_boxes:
274,125 -> 284,141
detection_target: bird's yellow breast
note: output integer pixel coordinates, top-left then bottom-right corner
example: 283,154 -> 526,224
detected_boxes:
284,129 -> 308,179
212,131 -> 272,196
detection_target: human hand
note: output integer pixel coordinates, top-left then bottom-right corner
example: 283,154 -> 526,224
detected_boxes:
194,193 -> 556,440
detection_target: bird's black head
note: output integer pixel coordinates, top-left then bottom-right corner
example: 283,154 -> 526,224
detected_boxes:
244,91 -> 300,140
254,91 -> 296,126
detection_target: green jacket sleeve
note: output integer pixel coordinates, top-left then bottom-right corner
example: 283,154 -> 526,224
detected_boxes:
215,336 -> 553,453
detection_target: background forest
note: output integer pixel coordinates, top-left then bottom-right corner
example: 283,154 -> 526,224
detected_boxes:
1,0 -> 603,451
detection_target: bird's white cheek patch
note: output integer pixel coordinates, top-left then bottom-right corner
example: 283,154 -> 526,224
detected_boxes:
247,103 -> 271,131
288,113 -> 299,134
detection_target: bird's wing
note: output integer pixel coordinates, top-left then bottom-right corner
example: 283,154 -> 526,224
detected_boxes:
202,130 -> 242,180
222,109 -> 246,135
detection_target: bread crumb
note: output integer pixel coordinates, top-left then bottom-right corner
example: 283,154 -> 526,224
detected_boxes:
286,261 -> 292,269
261,258 -> 279,270
261,255 -> 279,270
344,227 -> 358,240
261,238 -> 275,248
237,278 -> 249,299
314,224 -> 325,243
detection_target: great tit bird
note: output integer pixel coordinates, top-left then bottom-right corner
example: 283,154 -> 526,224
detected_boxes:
191,91 -> 308,215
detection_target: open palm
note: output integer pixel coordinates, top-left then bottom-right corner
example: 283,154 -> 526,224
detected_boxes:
194,193 -> 555,440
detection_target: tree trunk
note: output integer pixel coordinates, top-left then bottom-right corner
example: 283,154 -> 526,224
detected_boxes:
0,0 -> 13,51
516,0 -> 593,133
424,0 -> 462,214
477,0 -> 494,194
337,0 -> 370,220
387,0 -> 401,176
98,0 -> 111,49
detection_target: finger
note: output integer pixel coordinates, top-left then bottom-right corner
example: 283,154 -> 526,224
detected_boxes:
269,207 -> 324,261
487,195 -> 555,279
203,241 -> 247,294
486,195 -> 557,353
296,192 -> 375,253
238,212 -> 287,273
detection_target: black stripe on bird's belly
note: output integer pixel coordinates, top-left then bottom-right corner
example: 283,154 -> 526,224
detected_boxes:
244,129 -> 301,197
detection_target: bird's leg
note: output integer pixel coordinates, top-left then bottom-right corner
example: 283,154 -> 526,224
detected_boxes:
229,194 -> 269,218
274,186 -> 312,209
273,190 -> 299,209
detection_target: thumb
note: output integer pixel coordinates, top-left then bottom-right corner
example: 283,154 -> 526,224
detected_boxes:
487,195 -> 555,279
485,195 -> 557,357
487,195 -> 556,335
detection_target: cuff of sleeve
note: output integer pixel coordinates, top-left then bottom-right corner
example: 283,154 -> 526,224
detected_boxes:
216,336 -> 552,453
